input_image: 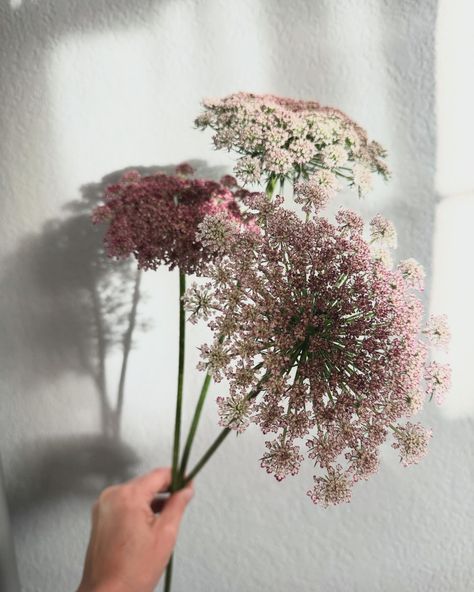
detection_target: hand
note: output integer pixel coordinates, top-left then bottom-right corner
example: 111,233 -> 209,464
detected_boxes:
77,468 -> 193,592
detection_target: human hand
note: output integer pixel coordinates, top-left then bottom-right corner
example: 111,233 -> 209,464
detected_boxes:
77,468 -> 193,592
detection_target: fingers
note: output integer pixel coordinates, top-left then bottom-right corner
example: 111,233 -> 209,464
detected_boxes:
157,483 -> 194,535
128,467 -> 172,502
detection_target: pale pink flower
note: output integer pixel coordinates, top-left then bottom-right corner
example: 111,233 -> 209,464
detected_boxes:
423,314 -> 451,349
321,144 -> 348,168
294,180 -> 329,214
369,214 -> 398,248
265,147 -> 294,175
234,156 -> 262,184
183,282 -> 214,325
353,163 -> 373,194
307,465 -> 352,507
335,208 -> 364,235
372,247 -> 393,269
196,92 -> 390,196
425,361 -> 451,405
392,422 -> 432,466
398,258 -> 425,291
217,393 -> 252,433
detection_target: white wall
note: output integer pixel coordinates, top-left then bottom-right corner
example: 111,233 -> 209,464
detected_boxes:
1,1 -> 473,591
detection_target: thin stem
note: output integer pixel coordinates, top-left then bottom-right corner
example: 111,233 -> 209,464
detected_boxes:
179,371 -> 212,478
183,427 -> 231,484
265,175 -> 277,198
164,555 -> 174,592
171,271 -> 186,492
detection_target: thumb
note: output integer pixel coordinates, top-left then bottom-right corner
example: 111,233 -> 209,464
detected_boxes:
160,484 -> 194,527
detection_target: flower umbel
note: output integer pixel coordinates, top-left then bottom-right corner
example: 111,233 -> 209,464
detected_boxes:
190,194 -> 449,505
196,92 -> 390,213
92,166 -> 251,275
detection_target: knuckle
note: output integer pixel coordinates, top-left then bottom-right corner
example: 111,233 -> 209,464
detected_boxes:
98,484 -> 121,504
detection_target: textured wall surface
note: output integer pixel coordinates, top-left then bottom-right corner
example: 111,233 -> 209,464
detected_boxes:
0,1 -> 473,591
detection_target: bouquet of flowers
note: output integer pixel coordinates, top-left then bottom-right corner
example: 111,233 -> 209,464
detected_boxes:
93,92 -> 451,590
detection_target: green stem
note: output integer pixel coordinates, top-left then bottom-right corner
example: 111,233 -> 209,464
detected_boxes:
183,427 -> 231,484
171,271 -> 186,491
164,555 -> 174,592
179,372 -> 212,478
265,175 -> 277,198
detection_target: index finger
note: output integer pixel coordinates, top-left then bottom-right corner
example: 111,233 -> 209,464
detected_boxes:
128,467 -> 172,501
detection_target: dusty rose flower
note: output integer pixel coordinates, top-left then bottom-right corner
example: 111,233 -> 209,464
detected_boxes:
175,162 -> 195,177
260,440 -> 304,481
92,167 -> 250,275
391,422 -> 432,466
425,361 -> 451,405
193,194 -> 446,505
220,174 -> 238,188
196,92 -> 390,212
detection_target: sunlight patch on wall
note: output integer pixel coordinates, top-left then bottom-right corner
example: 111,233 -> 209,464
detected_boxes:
48,28 -> 161,197
430,193 -> 474,418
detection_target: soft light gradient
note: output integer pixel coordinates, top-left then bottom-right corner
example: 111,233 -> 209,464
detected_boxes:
0,1 -> 472,591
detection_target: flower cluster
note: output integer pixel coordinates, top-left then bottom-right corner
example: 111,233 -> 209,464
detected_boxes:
195,92 -> 390,208
188,194 -> 450,506
92,165 -> 251,275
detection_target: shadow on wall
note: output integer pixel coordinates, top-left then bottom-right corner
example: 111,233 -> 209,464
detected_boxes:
1,160 -> 228,515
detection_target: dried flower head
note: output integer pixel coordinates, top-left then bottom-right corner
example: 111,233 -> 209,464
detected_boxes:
92,166 -> 251,275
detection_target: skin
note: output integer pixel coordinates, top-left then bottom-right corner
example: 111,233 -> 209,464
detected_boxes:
77,468 -> 193,592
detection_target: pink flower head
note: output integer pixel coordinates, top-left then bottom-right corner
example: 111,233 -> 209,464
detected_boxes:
425,361 -> 451,405
196,196 -> 432,505
398,258 -> 425,291
423,314 -> 451,349
391,422 -> 432,466
196,92 -> 390,211
92,170 -> 251,275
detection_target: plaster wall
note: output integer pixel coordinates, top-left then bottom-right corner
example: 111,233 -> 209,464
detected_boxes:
0,1 -> 473,591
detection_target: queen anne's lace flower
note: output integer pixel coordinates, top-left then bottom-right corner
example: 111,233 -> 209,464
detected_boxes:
391,422 -> 432,466
307,465 -> 352,507
369,214 -> 398,248
183,282 -> 214,325
425,361 -> 452,405
352,163 -> 373,194
191,194 -> 449,506
398,258 -> 425,291
196,92 -> 390,213
217,393 -> 252,433
260,440 -> 304,481
423,314 -> 451,349
92,166 -> 251,275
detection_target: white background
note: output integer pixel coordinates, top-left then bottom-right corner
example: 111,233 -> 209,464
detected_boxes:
1,1 -> 473,591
